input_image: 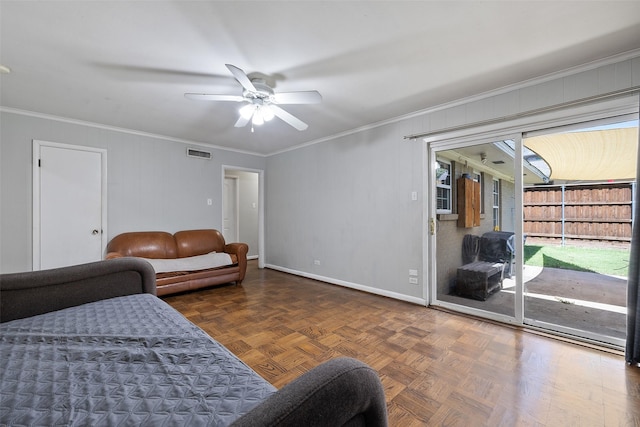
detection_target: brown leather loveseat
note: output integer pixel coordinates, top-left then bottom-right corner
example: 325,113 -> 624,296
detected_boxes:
106,229 -> 248,296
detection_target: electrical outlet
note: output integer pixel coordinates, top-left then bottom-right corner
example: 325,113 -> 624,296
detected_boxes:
314,260 -> 321,266
409,269 -> 418,276
409,277 -> 418,285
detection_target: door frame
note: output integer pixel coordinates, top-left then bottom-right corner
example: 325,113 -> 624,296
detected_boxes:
222,165 -> 265,268
32,140 -> 107,270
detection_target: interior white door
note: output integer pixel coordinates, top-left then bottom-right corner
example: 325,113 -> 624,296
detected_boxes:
35,142 -> 105,270
223,176 -> 239,243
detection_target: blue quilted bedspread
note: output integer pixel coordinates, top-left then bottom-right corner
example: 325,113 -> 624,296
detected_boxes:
0,294 -> 276,426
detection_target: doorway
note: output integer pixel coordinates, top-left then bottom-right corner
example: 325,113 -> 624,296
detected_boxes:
520,117 -> 637,345
223,176 -> 239,243
33,140 -> 107,270
222,166 -> 263,266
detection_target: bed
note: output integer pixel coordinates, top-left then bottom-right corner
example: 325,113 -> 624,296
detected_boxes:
0,258 -> 388,426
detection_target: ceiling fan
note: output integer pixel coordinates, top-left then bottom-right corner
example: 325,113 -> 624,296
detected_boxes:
185,64 -> 322,131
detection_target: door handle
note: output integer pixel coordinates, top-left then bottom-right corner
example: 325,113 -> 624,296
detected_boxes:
92,229 -> 100,235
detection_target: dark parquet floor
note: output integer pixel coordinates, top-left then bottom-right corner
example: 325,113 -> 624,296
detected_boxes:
163,261 -> 640,426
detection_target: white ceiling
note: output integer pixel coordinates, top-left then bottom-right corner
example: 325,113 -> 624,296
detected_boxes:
1,1 -> 639,156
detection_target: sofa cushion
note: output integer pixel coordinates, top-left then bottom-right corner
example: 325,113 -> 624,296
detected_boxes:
174,229 -> 226,258
106,231 -> 178,259
142,252 -> 233,274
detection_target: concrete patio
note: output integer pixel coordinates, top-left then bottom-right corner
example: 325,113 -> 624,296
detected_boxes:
440,265 -> 627,341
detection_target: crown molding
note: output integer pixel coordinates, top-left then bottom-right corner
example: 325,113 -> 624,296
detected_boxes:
0,106 -> 267,157
268,48 -> 640,156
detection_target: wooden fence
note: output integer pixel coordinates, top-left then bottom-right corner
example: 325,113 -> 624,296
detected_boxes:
523,182 -> 635,245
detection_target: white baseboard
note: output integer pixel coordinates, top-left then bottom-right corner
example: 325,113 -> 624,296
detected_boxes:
247,255 -> 259,260
264,264 -> 427,306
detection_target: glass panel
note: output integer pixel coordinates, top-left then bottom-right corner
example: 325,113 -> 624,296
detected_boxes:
434,139 -> 521,319
522,118 -> 638,345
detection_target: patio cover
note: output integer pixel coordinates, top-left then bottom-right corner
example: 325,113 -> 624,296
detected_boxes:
524,127 -> 638,181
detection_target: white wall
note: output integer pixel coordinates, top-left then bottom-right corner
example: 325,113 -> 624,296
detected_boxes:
264,53 -> 640,304
266,124 -> 425,300
0,112 -> 265,273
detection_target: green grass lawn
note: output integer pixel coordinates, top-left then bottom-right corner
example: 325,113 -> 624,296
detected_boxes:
524,245 -> 630,277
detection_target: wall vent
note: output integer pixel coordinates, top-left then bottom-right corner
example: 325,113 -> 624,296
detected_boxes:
186,148 -> 212,160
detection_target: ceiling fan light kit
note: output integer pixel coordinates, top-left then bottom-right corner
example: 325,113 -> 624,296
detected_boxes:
185,64 -> 321,132
251,110 -> 264,126
239,104 -> 257,120
260,105 -> 275,122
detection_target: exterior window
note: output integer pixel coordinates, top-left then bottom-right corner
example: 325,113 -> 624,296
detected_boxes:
436,159 -> 451,213
492,178 -> 500,230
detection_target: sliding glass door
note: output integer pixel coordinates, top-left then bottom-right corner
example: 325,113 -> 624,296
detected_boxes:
428,105 -> 638,349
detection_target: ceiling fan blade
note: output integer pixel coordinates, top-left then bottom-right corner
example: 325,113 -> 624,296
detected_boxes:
226,64 -> 257,93
185,93 -> 244,102
270,105 -> 308,131
273,91 -> 322,105
234,114 -> 251,128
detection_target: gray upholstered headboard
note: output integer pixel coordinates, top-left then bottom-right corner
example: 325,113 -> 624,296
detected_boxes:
0,258 -> 156,323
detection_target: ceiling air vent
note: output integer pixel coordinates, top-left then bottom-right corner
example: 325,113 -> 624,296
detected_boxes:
186,148 -> 212,160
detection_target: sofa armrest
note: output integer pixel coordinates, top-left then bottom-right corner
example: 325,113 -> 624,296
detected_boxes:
231,357 -> 388,427
225,242 -> 249,283
0,258 -> 157,323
